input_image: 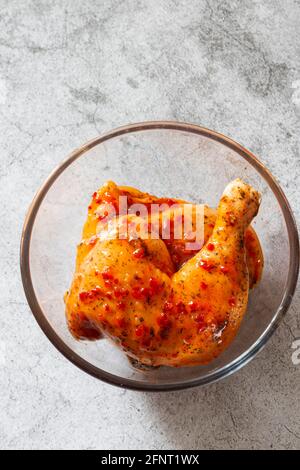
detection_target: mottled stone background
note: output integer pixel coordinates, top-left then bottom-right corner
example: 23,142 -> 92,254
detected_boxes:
0,0 -> 299,450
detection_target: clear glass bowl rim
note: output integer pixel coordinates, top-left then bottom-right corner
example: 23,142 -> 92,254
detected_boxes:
20,121 -> 299,391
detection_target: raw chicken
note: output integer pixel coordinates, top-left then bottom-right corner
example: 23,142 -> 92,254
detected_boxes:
65,179 -> 263,366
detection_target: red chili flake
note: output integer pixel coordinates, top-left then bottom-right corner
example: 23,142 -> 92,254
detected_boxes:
105,292 -> 113,300
117,301 -> 126,311
92,192 -> 98,199
163,301 -> 174,313
98,210 -> 109,221
207,242 -> 215,251
165,198 -> 176,206
229,297 -> 236,306
102,271 -> 114,281
220,265 -> 229,274
79,286 -> 102,302
91,286 -> 102,295
114,287 -> 129,299
139,287 -> 150,298
199,259 -> 214,271
156,312 -> 171,327
188,300 -> 199,312
201,281 -> 208,290
103,303 -> 110,312
79,291 -> 90,302
149,277 -> 162,295
149,277 -> 159,289
132,286 -> 149,300
208,223 -> 215,228
135,324 -> 149,337
104,279 -> 113,287
132,247 -> 145,259
88,204 -> 92,210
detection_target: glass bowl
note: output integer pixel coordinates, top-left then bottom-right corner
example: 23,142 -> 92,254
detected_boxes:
20,121 -> 299,391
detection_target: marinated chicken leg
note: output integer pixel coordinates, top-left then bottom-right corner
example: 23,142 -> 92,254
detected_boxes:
65,179 -> 262,366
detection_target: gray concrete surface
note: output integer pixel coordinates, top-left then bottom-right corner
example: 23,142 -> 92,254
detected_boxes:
0,0 -> 300,450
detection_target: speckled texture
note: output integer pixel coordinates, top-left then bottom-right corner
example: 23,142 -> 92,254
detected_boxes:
0,0 -> 299,450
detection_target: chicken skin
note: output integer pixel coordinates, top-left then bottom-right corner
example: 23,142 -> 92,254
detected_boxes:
65,179 -> 263,366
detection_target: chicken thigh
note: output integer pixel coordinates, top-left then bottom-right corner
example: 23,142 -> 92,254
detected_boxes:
65,179 -> 262,366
